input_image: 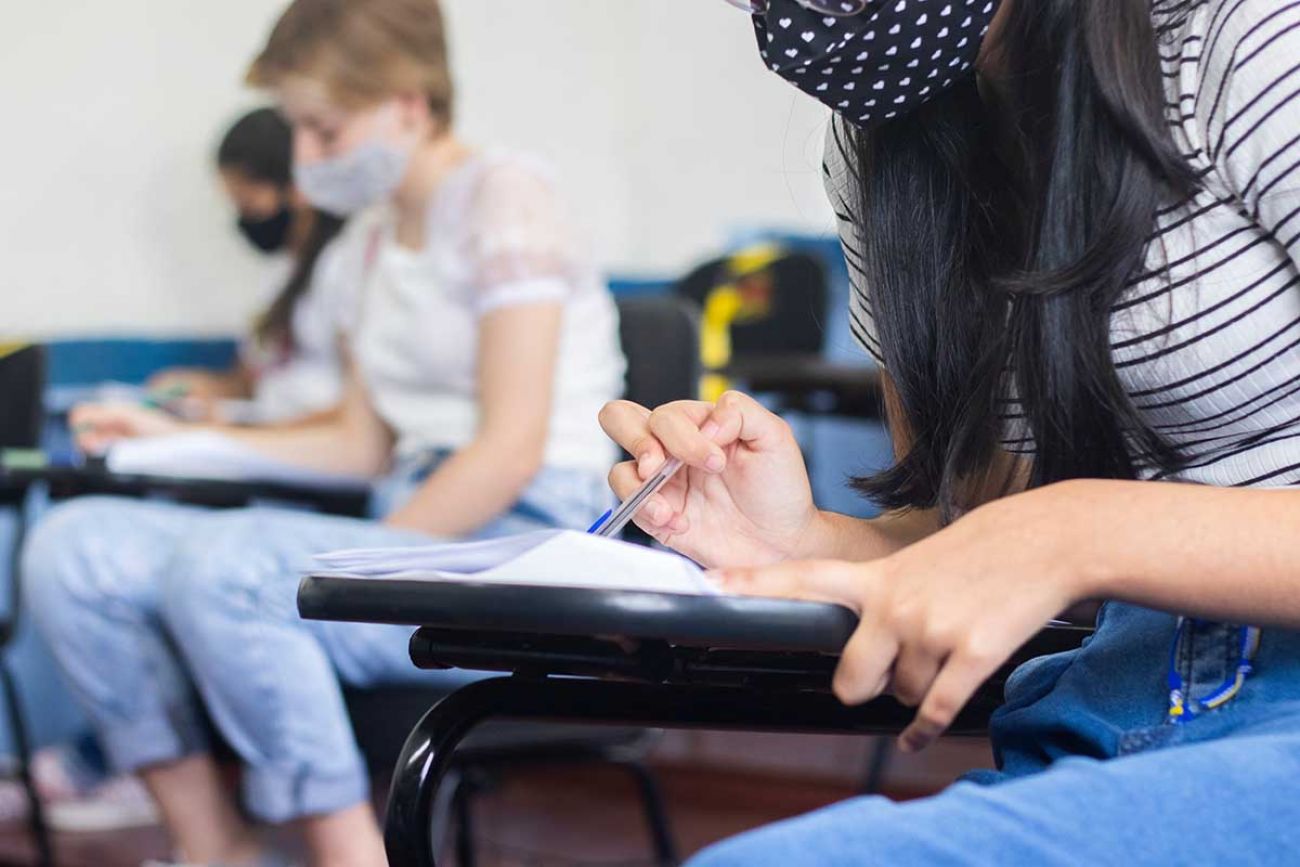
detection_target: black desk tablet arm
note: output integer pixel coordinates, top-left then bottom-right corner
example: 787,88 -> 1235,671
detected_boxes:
298,577 -> 1092,867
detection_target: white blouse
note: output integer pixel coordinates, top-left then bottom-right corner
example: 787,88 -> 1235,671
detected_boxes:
239,248 -> 350,423
324,148 -> 625,473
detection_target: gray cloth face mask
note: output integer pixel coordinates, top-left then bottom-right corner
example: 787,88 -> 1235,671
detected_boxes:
293,139 -> 413,216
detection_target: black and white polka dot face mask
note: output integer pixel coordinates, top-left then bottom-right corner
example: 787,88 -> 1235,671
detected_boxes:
732,0 -> 1001,130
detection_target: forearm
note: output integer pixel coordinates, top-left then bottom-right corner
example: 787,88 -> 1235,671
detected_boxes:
383,439 -> 544,537
263,404 -> 343,430
1011,479 -> 1300,628
797,507 -> 941,562
218,366 -> 255,399
215,417 -> 388,478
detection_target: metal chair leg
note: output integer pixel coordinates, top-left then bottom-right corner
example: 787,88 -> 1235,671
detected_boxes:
428,767 -> 463,861
861,737 -> 894,795
384,675 -> 999,866
2,500 -> 53,867
451,779 -> 477,867
385,681 -> 504,867
613,759 -> 678,866
1,658 -> 53,867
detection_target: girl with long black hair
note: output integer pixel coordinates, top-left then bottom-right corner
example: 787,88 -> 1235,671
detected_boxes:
149,107 -> 347,423
602,0 -> 1300,860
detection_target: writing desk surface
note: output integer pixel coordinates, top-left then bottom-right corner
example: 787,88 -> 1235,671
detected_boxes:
0,460 -> 370,515
724,354 -> 883,420
299,574 -> 1093,677
300,575 -> 858,653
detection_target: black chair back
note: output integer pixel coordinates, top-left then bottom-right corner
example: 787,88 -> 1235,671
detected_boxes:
0,344 -> 45,451
616,295 -> 701,407
674,248 -> 828,358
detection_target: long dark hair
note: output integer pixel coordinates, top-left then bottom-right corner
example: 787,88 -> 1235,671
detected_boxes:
216,107 -> 344,352
844,0 -> 1202,519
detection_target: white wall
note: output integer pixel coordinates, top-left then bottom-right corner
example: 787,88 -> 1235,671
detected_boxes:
2,0 -> 835,338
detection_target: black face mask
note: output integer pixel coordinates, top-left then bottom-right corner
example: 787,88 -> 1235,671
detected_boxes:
754,0 -> 1001,130
236,206 -> 292,254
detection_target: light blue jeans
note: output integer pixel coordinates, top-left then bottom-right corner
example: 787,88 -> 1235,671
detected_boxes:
23,453 -> 611,823
690,603 -> 1300,865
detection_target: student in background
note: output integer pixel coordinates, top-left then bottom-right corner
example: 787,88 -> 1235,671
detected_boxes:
23,1 -> 624,865
604,0 -> 1300,863
149,107 -> 347,424
0,107 -> 356,838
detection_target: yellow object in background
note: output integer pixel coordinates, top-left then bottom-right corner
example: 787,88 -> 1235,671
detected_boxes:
698,244 -> 784,403
0,342 -> 32,361
701,286 -> 743,370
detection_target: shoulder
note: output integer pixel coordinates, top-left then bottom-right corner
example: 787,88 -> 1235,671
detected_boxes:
1195,0 -> 1300,111
460,149 -> 576,259
821,116 -> 863,236
1202,0 -> 1300,51
464,149 -> 564,222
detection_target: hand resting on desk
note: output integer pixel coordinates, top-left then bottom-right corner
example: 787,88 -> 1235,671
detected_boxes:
712,482 -> 1093,755
70,401 -> 183,454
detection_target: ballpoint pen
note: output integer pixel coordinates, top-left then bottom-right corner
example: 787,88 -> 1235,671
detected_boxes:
587,457 -> 685,537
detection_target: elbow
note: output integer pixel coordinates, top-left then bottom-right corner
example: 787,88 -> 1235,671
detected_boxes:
478,433 -> 547,491
505,443 -> 546,488
340,431 -> 393,479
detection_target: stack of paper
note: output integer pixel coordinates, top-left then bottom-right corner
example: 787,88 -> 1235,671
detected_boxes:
312,530 -> 721,596
107,431 -> 370,492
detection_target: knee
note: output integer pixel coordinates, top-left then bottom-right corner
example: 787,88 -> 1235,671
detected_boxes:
160,510 -> 299,636
687,795 -> 901,867
688,835 -> 773,867
22,497 -> 134,621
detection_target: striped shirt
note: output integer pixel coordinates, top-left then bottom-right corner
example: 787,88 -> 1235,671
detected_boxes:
826,0 -> 1300,488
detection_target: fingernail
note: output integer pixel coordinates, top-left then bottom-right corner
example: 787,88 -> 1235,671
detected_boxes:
648,502 -> 668,524
705,452 -> 725,472
701,421 -> 720,440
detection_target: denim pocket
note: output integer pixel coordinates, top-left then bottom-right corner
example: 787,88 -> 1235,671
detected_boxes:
1000,648 -> 1083,714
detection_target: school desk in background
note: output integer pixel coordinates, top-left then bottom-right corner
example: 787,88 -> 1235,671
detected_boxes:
0,344 -> 45,459
676,244 -> 884,419
0,342 -> 55,867
2,296 -> 702,864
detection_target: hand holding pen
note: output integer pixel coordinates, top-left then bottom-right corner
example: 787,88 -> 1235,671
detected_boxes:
596,391 -> 822,570
589,457 -> 685,536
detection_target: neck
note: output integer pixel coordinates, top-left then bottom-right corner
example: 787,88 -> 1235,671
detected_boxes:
391,132 -> 468,228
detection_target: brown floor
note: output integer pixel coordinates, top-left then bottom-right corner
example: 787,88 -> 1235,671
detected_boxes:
0,761 -> 924,867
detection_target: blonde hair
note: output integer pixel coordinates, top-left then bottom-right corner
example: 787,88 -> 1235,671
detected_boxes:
248,0 -> 454,125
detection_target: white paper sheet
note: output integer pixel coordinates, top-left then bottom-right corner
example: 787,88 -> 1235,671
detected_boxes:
312,530 -> 721,596
106,431 -> 370,492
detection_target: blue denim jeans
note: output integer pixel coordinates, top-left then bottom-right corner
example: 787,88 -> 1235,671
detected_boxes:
23,454 -> 612,823
690,602 -> 1300,865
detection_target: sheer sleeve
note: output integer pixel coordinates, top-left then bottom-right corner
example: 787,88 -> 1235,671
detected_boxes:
463,157 -> 580,315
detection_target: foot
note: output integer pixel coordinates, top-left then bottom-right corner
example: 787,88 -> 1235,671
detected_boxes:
141,848 -> 297,867
47,772 -> 161,832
